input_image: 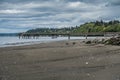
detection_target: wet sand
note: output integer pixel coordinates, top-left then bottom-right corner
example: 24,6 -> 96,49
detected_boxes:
0,40 -> 120,80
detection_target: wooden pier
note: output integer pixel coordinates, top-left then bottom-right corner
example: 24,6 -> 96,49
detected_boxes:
18,32 -> 120,39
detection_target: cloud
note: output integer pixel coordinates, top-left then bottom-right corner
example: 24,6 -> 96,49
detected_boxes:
0,0 -> 120,33
68,2 -> 82,8
0,9 -> 26,14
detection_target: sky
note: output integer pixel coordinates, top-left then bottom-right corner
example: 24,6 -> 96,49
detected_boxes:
0,0 -> 120,33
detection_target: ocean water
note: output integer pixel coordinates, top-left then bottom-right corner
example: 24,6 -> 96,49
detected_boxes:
0,36 -> 86,47
0,36 -> 107,47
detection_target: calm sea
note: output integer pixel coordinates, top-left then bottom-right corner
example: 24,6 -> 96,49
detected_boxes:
0,36 -> 108,47
0,36 -> 87,47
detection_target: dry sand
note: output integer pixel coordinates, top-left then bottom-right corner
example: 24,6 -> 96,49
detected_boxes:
0,40 -> 120,80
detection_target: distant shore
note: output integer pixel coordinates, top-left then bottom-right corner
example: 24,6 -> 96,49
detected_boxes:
0,39 -> 120,80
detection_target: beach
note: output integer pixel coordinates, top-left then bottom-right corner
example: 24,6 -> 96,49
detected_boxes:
0,40 -> 120,80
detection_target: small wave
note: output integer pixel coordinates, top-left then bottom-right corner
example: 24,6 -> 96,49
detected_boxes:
3,41 -> 42,47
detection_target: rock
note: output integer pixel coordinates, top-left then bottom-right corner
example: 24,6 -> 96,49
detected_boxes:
104,37 -> 120,45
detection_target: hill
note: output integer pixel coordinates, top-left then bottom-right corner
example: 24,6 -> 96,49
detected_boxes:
26,20 -> 120,33
73,20 -> 120,33
0,33 -> 18,36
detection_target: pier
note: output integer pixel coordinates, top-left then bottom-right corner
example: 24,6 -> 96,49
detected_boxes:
18,32 -> 120,39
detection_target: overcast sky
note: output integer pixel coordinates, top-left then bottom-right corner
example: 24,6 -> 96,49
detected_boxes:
0,0 -> 120,33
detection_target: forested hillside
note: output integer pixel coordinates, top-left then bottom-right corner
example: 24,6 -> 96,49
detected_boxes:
26,20 -> 120,33
73,20 -> 120,33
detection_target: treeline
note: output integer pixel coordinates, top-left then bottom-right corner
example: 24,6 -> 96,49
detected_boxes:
26,27 -> 76,33
26,20 -> 120,33
0,33 -> 18,36
73,20 -> 120,33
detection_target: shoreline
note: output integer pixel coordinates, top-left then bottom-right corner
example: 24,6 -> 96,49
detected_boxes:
0,39 -> 83,49
0,36 -> 111,48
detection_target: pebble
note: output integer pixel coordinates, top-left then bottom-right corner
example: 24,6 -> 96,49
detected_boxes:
85,62 -> 89,64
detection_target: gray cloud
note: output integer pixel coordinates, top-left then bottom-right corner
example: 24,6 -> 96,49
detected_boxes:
107,0 -> 120,6
0,0 -> 120,33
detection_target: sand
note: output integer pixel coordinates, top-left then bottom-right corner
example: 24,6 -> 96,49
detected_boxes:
0,40 -> 120,80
